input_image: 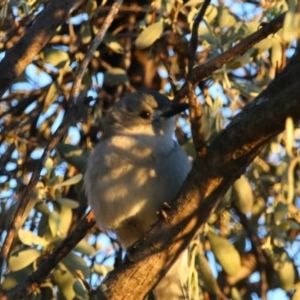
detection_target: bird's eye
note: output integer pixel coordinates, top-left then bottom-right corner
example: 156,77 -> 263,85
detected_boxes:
139,110 -> 151,119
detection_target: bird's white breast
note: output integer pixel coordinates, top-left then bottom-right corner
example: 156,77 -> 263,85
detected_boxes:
84,134 -> 191,248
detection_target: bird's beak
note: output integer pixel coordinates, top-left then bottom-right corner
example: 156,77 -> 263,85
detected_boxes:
160,103 -> 189,118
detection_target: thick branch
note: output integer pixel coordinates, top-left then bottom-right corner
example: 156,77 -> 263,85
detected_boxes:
0,0 -> 78,98
95,51 -> 300,299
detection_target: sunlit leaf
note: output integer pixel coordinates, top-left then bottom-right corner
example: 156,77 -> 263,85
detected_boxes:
18,229 -> 48,247
233,175 -> 254,214
57,197 -> 79,209
42,49 -> 70,68
103,68 -> 129,86
135,21 -> 164,49
57,206 -> 72,237
8,249 -> 41,272
74,239 -> 96,256
62,252 -> 90,278
59,174 -> 83,187
207,231 -> 241,276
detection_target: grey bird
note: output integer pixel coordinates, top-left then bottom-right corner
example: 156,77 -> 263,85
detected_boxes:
84,90 -> 191,299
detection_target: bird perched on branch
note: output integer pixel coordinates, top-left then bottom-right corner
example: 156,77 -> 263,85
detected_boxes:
84,90 -> 191,299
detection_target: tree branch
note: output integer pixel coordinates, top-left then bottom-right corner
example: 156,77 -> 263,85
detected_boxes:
176,12 -> 286,101
0,0 -> 79,98
187,0 -> 211,156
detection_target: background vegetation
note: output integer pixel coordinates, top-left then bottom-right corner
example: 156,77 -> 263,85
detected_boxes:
0,0 -> 300,299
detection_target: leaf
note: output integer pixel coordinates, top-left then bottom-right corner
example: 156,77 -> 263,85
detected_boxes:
57,206 -> 72,237
2,265 -> 33,290
18,229 -> 48,247
135,21 -> 164,49
273,251 -> 296,291
42,49 -> 70,68
197,255 -> 220,294
44,72 -> 63,110
104,34 -> 124,54
274,202 -> 288,225
218,6 -> 238,28
56,143 -> 90,172
233,175 -> 254,214
8,249 -> 41,272
48,211 -> 60,238
73,279 -> 89,299
53,263 -> 76,299
207,231 -> 241,276
231,287 -> 242,300
92,264 -> 113,276
57,197 -> 79,209
5,195 -> 37,230
103,68 -> 129,86
74,239 -> 96,256
80,23 -> 92,44
59,174 -> 83,187
62,252 -> 90,278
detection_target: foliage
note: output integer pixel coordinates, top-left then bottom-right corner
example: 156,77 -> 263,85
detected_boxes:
0,0 -> 300,299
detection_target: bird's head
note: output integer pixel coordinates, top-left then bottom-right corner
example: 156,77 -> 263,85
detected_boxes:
103,90 -> 188,138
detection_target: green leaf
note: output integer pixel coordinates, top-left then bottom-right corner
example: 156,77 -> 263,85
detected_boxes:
2,265 -> 33,290
135,21 -> 164,49
53,263 -> 77,299
233,175 -> 254,214
57,206 -> 72,237
274,202 -> 288,225
42,49 -> 70,68
18,229 -> 48,247
62,252 -> 90,278
80,23 -> 92,44
44,72 -> 63,110
8,249 -> 41,272
92,264 -> 113,276
207,231 -> 241,276
218,6 -> 238,28
59,174 -> 83,187
74,239 -> 96,256
273,251 -> 296,291
103,68 -> 129,87
73,280 -> 89,299
197,255 -> 220,294
104,34 -> 124,54
57,197 -> 79,209
56,143 -> 90,172
48,211 -> 60,238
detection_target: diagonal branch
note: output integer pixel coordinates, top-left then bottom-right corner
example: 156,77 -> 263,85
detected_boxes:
0,0 -> 79,98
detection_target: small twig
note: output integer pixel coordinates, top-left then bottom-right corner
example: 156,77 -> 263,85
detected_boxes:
0,0 -> 122,281
187,0 -> 211,156
232,205 -> 268,300
4,211 -> 96,299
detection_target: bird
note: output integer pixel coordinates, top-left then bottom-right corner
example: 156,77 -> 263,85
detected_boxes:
84,90 -> 191,299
